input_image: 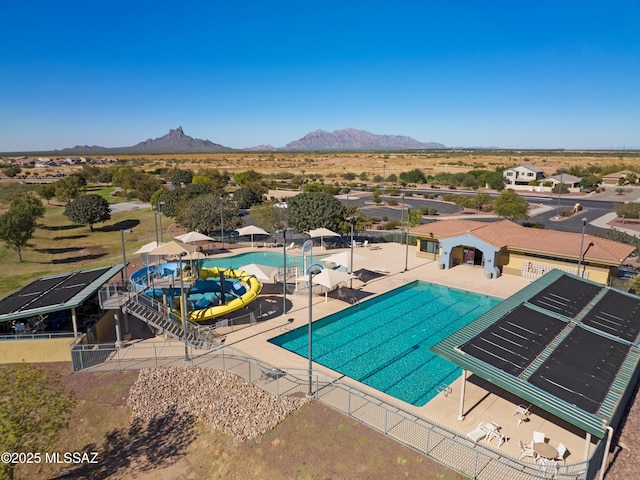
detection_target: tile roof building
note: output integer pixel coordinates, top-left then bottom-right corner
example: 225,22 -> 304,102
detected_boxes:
410,219 -> 635,284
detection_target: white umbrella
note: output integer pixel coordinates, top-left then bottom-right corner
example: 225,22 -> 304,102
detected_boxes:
133,241 -> 165,255
175,231 -> 215,243
239,263 -> 278,281
297,268 -> 355,289
321,251 -> 369,271
235,225 -> 270,248
149,240 -> 198,256
307,227 -> 340,248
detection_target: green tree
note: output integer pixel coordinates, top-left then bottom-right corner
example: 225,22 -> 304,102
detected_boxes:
11,194 -> 45,219
2,165 -> 21,177
614,202 -> 640,223
64,194 -> 111,232
470,193 -> 492,211
168,168 -> 194,185
399,168 -> 427,184
159,183 -> 213,218
0,363 -> 75,480
177,194 -> 242,234
249,203 -> 287,232
287,192 -> 345,232
54,175 -> 85,203
493,189 -> 529,221
233,186 -> 262,209
36,183 -> 56,204
134,174 -> 163,202
0,207 -> 37,262
338,204 -> 374,234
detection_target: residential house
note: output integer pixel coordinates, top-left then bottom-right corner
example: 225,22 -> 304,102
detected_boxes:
502,165 -> 545,186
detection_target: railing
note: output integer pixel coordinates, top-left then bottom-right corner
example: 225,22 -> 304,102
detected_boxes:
0,332 -> 77,341
70,342 -> 595,480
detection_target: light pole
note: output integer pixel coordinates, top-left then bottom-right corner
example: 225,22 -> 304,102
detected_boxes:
300,170 -> 305,192
555,170 -> 564,219
158,201 -> 165,243
179,252 -> 190,361
577,217 -> 587,276
154,212 -> 159,246
401,192 -> 405,245
120,229 -> 132,287
278,228 -> 293,315
307,264 -> 323,397
347,216 -> 357,288
219,196 -> 224,251
404,207 -> 411,272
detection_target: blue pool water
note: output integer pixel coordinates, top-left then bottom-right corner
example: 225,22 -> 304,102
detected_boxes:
201,251 -> 305,269
269,281 -> 500,406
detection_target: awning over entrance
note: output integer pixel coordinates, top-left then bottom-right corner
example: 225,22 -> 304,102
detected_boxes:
432,269 -> 640,439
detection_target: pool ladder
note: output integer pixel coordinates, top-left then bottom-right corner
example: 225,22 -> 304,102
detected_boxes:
437,384 -> 452,398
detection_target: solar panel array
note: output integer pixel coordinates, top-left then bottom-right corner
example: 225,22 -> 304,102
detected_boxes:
460,274 -> 640,415
0,267 -> 110,315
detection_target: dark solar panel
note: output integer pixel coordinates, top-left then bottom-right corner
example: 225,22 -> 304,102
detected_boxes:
528,275 -> 601,318
0,267 -> 111,315
0,275 -> 71,314
581,290 -> 640,343
26,268 -> 110,310
529,327 -> 629,414
460,305 -> 566,376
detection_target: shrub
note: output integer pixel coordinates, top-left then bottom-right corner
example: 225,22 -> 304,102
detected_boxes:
387,199 -> 398,206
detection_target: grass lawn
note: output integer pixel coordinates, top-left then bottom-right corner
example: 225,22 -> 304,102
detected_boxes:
0,202 -> 160,297
84,184 -> 130,203
15,365 -> 465,480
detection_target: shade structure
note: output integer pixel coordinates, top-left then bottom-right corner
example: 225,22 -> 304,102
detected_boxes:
321,251 -> 369,271
175,231 -> 216,243
235,225 -> 270,248
297,268 -> 355,290
133,241 -> 165,255
307,227 -> 341,248
239,263 -> 278,281
148,240 -> 198,256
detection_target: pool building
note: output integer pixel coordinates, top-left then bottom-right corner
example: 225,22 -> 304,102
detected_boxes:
411,219 -> 635,284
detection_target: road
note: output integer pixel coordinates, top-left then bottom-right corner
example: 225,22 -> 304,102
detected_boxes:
338,189 -> 637,235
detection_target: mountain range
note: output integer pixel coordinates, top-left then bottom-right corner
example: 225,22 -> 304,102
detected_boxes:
57,127 -> 445,154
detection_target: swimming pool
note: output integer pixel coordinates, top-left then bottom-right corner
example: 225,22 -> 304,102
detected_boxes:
201,251 -> 304,269
201,250 -> 331,272
269,281 -> 500,406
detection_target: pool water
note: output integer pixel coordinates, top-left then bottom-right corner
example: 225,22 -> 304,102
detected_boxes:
201,251 -> 305,269
269,281 -> 500,406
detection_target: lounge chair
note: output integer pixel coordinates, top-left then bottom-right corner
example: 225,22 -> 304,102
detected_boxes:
362,240 -> 369,248
466,422 -> 499,443
258,365 -> 286,383
284,242 -> 296,250
519,439 -> 536,460
513,404 -> 531,425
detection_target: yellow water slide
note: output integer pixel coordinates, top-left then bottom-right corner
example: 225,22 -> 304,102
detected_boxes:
181,267 -> 263,322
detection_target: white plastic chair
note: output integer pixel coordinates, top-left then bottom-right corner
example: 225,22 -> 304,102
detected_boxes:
532,431 -> 545,444
556,443 -> 567,465
513,404 -> 531,426
519,439 -> 536,460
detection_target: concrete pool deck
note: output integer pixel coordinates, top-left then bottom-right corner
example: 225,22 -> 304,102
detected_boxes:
208,243 -> 595,467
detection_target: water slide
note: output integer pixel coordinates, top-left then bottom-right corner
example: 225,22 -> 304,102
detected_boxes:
182,267 -> 263,322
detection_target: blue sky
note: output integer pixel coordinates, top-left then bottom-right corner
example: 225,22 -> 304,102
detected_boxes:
1,0 -> 638,151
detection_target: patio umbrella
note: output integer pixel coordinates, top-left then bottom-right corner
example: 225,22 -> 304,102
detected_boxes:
321,251 -> 369,271
239,263 -> 278,281
297,268 -> 354,289
307,227 -> 340,247
133,241 -> 165,255
148,240 -> 198,256
235,225 -> 270,248
175,231 -> 215,243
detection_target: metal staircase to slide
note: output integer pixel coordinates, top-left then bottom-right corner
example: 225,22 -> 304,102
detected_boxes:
122,294 -> 224,350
